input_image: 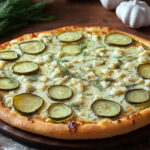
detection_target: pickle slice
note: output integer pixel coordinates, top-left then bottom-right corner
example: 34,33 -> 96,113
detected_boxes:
0,77 -> 19,91
12,61 -> 39,75
137,64 -> 150,79
62,44 -> 81,55
47,103 -> 72,120
91,99 -> 121,118
125,89 -> 149,104
0,51 -> 18,61
47,85 -> 73,101
19,40 -> 45,54
57,31 -> 82,42
13,93 -> 44,115
105,33 -> 132,46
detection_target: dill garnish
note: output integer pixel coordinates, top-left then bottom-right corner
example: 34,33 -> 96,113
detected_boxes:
0,0 -> 57,36
94,78 -> 104,91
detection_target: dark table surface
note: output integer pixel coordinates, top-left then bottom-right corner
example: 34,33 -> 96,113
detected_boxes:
1,0 -> 150,149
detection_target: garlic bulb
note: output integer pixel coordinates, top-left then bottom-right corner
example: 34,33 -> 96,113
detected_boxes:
116,0 -> 150,28
100,0 -> 126,10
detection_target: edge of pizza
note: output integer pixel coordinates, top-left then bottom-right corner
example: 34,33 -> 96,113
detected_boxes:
0,26 -> 150,140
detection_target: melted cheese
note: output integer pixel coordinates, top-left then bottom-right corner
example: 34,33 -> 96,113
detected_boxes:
1,31 -> 150,124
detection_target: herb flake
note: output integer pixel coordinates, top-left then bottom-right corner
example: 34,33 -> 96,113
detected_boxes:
70,104 -> 83,111
27,75 -> 38,82
125,84 -> 137,89
94,78 -> 104,91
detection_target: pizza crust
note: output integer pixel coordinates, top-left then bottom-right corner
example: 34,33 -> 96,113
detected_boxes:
0,101 -> 150,140
0,26 -> 150,140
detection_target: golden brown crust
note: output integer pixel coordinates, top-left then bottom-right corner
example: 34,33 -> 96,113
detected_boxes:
1,26 -> 150,140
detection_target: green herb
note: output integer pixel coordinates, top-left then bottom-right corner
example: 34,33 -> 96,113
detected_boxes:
94,78 -> 104,91
86,58 -> 99,61
60,66 -> 74,77
28,89 -> 36,93
82,51 -> 88,56
117,60 -> 122,66
80,42 -> 87,51
50,58 -> 87,80
27,75 -> 38,82
0,0 -> 57,36
113,56 -> 122,59
125,84 -> 137,89
50,58 -> 74,77
61,59 -> 69,62
76,75 -> 87,81
105,78 -> 115,82
125,56 -> 137,61
88,64 -> 93,68
1,71 -> 13,78
120,99 -> 125,104
70,104 -> 83,111
84,93 -> 93,96
51,58 -> 61,64
87,41 -> 102,49
51,58 -> 69,64
114,56 -> 137,62
9,79 -> 16,84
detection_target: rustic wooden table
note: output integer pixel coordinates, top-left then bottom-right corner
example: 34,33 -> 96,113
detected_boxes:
1,0 -> 150,149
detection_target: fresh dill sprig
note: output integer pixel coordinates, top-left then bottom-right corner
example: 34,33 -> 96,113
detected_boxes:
94,78 -> 104,91
0,0 -> 57,36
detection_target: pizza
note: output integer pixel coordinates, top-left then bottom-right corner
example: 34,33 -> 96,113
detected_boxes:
1,26 -> 150,140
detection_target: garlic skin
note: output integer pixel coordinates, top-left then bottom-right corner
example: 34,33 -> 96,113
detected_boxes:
116,0 -> 150,29
100,0 -> 126,10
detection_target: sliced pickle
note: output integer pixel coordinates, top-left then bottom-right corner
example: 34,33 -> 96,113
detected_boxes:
105,33 -> 133,46
57,31 -> 82,42
91,99 -> 121,118
12,61 -> 39,75
0,51 -> 18,61
19,40 -> 45,54
62,44 -> 81,55
47,85 -> 73,101
125,89 -> 149,104
137,63 -> 150,79
0,77 -> 19,91
47,103 -> 72,120
13,93 -> 44,115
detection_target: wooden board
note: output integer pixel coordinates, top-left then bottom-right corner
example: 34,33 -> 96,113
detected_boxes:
0,119 -> 150,149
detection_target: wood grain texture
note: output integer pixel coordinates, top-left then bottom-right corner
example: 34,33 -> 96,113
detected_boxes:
0,0 -> 150,44
1,0 -> 150,149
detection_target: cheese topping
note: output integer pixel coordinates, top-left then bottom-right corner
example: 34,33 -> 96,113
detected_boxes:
0,29 -> 150,124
